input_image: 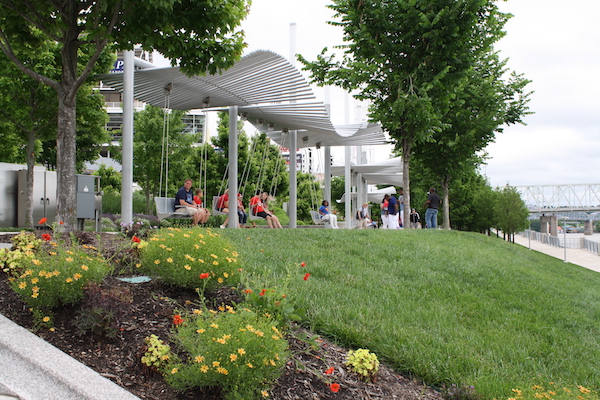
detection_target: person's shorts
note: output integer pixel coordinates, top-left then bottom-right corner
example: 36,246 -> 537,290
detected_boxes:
180,207 -> 198,216
218,207 -> 227,212
256,211 -> 269,218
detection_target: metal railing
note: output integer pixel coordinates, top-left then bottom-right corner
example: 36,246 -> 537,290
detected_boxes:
520,230 -> 600,256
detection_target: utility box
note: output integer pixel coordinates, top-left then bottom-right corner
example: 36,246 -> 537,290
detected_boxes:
76,175 -> 102,230
17,168 -> 57,228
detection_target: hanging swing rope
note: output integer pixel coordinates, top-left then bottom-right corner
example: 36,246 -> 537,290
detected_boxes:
158,84 -> 172,198
255,132 -> 271,194
269,131 -> 288,199
239,133 -> 259,199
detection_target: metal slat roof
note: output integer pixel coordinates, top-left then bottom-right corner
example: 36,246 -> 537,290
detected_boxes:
100,49 -> 389,147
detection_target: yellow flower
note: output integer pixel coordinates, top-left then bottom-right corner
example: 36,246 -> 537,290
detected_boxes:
195,355 -> 205,363
212,361 -> 220,367
31,293 -> 39,298
578,386 -> 591,394
66,250 -> 74,255
532,386 -> 543,390
52,270 -> 60,276
73,273 -> 82,280
183,234 -> 190,238
197,234 -> 204,238
200,365 -> 209,373
193,244 -> 200,249
216,338 -> 226,344
210,323 -> 219,329
198,259 -> 204,263
261,390 -> 269,398
66,277 -> 73,283
254,330 -> 264,337
18,282 -> 27,289
81,265 -> 89,271
166,257 -> 173,263
135,263 -> 141,268
154,259 -> 161,264
216,367 -> 228,375
171,368 -> 178,374
196,328 -> 205,333
217,277 -> 223,283
193,309 -> 202,314
184,265 -> 191,270
210,254 -> 218,259
43,316 -> 50,323
32,259 -> 42,266
218,306 -> 225,311
272,335 -> 280,340
229,354 -> 237,362
65,257 -> 74,262
159,244 -> 166,248
247,363 -> 253,368
49,252 -> 57,256
223,272 -> 229,278
213,261 -> 219,266
237,348 -> 246,355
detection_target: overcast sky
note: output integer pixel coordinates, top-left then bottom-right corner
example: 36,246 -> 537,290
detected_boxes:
238,0 -> 600,187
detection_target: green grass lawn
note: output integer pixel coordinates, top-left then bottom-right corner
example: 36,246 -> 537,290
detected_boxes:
222,228 -> 600,399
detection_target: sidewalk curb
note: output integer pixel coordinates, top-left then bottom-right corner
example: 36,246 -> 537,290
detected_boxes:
0,314 -> 140,400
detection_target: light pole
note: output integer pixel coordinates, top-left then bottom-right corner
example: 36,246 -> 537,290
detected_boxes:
562,216 -> 567,263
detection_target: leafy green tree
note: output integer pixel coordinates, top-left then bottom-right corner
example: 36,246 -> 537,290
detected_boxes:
0,0 -> 249,230
129,105 -> 194,214
0,36 -> 109,228
494,185 -> 529,242
296,172 -> 323,223
300,0 -> 511,227
96,164 -> 122,192
413,51 -> 531,229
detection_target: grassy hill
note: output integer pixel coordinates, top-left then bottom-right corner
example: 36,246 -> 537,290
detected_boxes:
223,228 -> 600,399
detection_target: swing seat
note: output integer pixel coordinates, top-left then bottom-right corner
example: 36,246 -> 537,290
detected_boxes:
310,211 -> 330,227
212,196 -> 227,216
248,208 -> 263,221
155,197 -> 189,220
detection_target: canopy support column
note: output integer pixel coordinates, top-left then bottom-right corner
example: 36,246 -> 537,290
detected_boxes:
228,106 -> 239,228
289,130 -> 297,228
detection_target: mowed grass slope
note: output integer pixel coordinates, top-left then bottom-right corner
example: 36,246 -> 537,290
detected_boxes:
223,229 -> 600,399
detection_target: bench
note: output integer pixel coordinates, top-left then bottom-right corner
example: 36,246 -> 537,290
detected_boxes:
155,197 -> 189,220
310,210 -> 330,228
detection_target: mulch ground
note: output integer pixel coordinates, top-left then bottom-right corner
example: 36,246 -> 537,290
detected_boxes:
0,232 -> 441,399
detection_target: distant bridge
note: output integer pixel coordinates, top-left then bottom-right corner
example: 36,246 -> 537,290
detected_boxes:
516,184 -> 600,215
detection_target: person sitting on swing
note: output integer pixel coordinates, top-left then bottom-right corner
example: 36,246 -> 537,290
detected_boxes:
237,193 -> 248,228
218,189 -> 230,229
175,178 -> 204,227
193,188 -> 210,224
318,200 -> 340,229
250,191 -> 282,229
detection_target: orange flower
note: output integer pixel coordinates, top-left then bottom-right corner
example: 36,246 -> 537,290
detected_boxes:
244,289 -> 253,294
199,272 -> 210,279
59,221 -> 64,225
329,383 -> 340,393
325,367 -> 334,374
173,315 -> 184,325
41,233 -> 52,241
301,262 -> 306,267
303,273 -> 310,281
38,217 -> 47,225
259,289 -> 267,296
132,236 -> 141,243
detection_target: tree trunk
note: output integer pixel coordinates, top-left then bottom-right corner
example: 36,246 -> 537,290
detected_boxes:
55,85 -> 78,231
441,175 -> 451,230
401,136 -> 412,228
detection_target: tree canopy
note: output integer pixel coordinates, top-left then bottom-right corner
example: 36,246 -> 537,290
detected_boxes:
0,0 -> 249,230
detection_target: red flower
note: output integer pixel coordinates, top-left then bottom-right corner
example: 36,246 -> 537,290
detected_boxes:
244,289 -> 253,294
301,262 -> 306,267
41,233 -> 52,241
303,273 -> 310,281
259,289 -> 267,296
199,272 -> 210,279
329,383 -> 340,393
59,221 -> 64,225
132,236 -> 141,243
38,217 -> 47,225
325,367 -> 334,375
173,315 -> 184,325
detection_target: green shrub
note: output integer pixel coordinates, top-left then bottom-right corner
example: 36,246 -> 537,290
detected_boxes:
138,228 -> 241,292
346,348 -> 380,381
8,244 -> 112,312
163,306 -> 288,400
0,247 -> 35,277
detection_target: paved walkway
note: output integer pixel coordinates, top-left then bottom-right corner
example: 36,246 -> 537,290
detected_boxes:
512,234 -> 600,273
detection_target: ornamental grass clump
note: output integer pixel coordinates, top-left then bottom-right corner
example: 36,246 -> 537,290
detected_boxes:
8,244 -> 112,313
139,228 -> 240,292
160,306 -> 288,400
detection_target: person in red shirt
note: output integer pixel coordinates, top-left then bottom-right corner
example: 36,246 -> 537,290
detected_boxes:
249,191 -> 282,229
193,188 -> 210,224
218,189 -> 230,228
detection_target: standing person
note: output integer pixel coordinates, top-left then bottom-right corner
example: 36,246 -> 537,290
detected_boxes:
174,178 -> 203,227
398,189 -> 404,228
218,189 -> 229,229
409,208 -> 420,229
236,193 -> 248,228
319,200 -> 340,229
388,194 -> 400,229
424,187 -> 442,229
380,194 -> 390,229
356,202 -> 370,229
192,188 -> 210,224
